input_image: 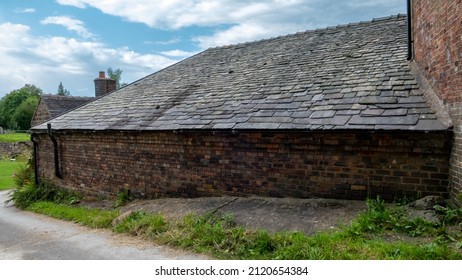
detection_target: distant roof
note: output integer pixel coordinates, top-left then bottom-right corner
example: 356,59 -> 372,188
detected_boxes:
32,15 -> 449,132
40,94 -> 95,119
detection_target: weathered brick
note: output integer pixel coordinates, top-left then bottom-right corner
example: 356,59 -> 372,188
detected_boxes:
412,0 -> 462,202
35,130 -> 451,201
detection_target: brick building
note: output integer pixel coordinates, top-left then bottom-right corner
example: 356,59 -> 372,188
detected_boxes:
31,95 -> 94,128
30,1 -> 461,202
30,72 -> 115,127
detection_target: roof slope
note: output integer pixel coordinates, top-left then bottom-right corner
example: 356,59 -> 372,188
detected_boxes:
32,15 -> 448,132
30,94 -> 95,127
40,95 -> 95,119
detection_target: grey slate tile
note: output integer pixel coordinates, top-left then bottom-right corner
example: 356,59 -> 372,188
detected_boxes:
30,15 -> 448,133
381,108 -> 408,116
350,115 -> 419,125
310,110 -> 336,119
411,120 -> 447,131
361,108 -> 385,116
359,96 -> 398,104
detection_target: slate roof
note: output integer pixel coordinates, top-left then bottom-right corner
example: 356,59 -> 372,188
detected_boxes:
32,15 -> 449,132
39,95 -> 95,119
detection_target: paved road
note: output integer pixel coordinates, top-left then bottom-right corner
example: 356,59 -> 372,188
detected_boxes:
0,191 -> 205,260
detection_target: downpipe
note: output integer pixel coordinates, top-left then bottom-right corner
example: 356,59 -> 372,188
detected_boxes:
406,0 -> 413,60
30,133 -> 39,185
47,123 -> 62,179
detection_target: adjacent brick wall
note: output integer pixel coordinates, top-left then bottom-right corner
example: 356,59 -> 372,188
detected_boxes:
411,0 -> 462,200
449,105 -> 462,201
35,130 -> 451,201
412,0 -> 462,104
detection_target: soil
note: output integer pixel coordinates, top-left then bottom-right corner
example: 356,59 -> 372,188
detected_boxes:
117,196 -> 368,235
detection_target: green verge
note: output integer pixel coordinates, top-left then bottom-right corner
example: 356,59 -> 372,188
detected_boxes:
0,160 -> 26,190
28,201 -> 118,228
22,198 -> 462,260
0,133 -> 30,143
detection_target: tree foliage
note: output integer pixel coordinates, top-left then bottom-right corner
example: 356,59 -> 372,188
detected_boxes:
12,95 -> 40,130
57,82 -> 71,96
107,67 -> 128,89
0,84 -> 42,130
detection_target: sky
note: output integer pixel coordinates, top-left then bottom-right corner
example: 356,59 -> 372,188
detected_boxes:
0,0 -> 406,98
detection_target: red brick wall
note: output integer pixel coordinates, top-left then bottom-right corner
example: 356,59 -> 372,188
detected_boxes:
34,130 -> 451,201
411,0 -> 462,104
411,0 -> 462,200
450,124 -> 462,201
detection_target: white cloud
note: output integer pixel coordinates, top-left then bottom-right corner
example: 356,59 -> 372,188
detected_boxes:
160,49 -> 198,58
15,8 -> 36,13
55,0 -> 87,9
54,0 -> 405,49
41,16 -> 94,39
193,22 -> 306,49
0,22 -> 177,97
144,37 -> 182,46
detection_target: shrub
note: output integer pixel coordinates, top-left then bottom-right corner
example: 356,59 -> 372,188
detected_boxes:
8,181 -> 82,209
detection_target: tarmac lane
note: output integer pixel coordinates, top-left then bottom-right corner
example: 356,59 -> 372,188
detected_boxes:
0,190 -> 206,260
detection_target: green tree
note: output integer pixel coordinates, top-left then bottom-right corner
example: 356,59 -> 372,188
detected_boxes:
57,82 -> 71,96
107,67 -> 128,89
11,95 -> 40,130
0,85 -> 42,130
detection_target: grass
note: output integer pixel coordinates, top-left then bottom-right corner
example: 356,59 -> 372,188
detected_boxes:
20,197 -> 462,260
7,169 -> 462,259
0,159 -> 26,190
0,133 -> 30,143
28,201 -> 118,228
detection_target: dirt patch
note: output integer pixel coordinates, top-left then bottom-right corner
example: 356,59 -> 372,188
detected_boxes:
119,196 -> 368,235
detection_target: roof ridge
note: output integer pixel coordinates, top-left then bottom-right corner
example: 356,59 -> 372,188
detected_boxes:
41,94 -> 94,99
207,14 -> 406,51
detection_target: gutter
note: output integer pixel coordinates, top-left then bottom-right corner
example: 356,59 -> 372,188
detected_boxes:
30,133 -> 39,185
47,123 -> 62,179
407,0 -> 413,60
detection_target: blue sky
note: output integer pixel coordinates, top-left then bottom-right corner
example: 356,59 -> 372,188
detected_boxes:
0,0 -> 405,98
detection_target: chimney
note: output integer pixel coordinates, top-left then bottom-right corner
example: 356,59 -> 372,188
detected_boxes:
94,71 -> 116,98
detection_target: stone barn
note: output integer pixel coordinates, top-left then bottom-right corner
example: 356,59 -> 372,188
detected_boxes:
30,1 -> 461,202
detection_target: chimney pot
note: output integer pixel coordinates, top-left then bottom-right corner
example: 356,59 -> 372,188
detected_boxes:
99,71 -> 105,78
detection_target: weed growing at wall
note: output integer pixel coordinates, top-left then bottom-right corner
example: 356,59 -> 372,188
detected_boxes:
7,162 -> 82,209
346,197 -> 438,237
113,188 -> 132,208
8,182 -> 82,209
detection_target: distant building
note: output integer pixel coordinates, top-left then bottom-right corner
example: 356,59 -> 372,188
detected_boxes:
30,72 -> 115,127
